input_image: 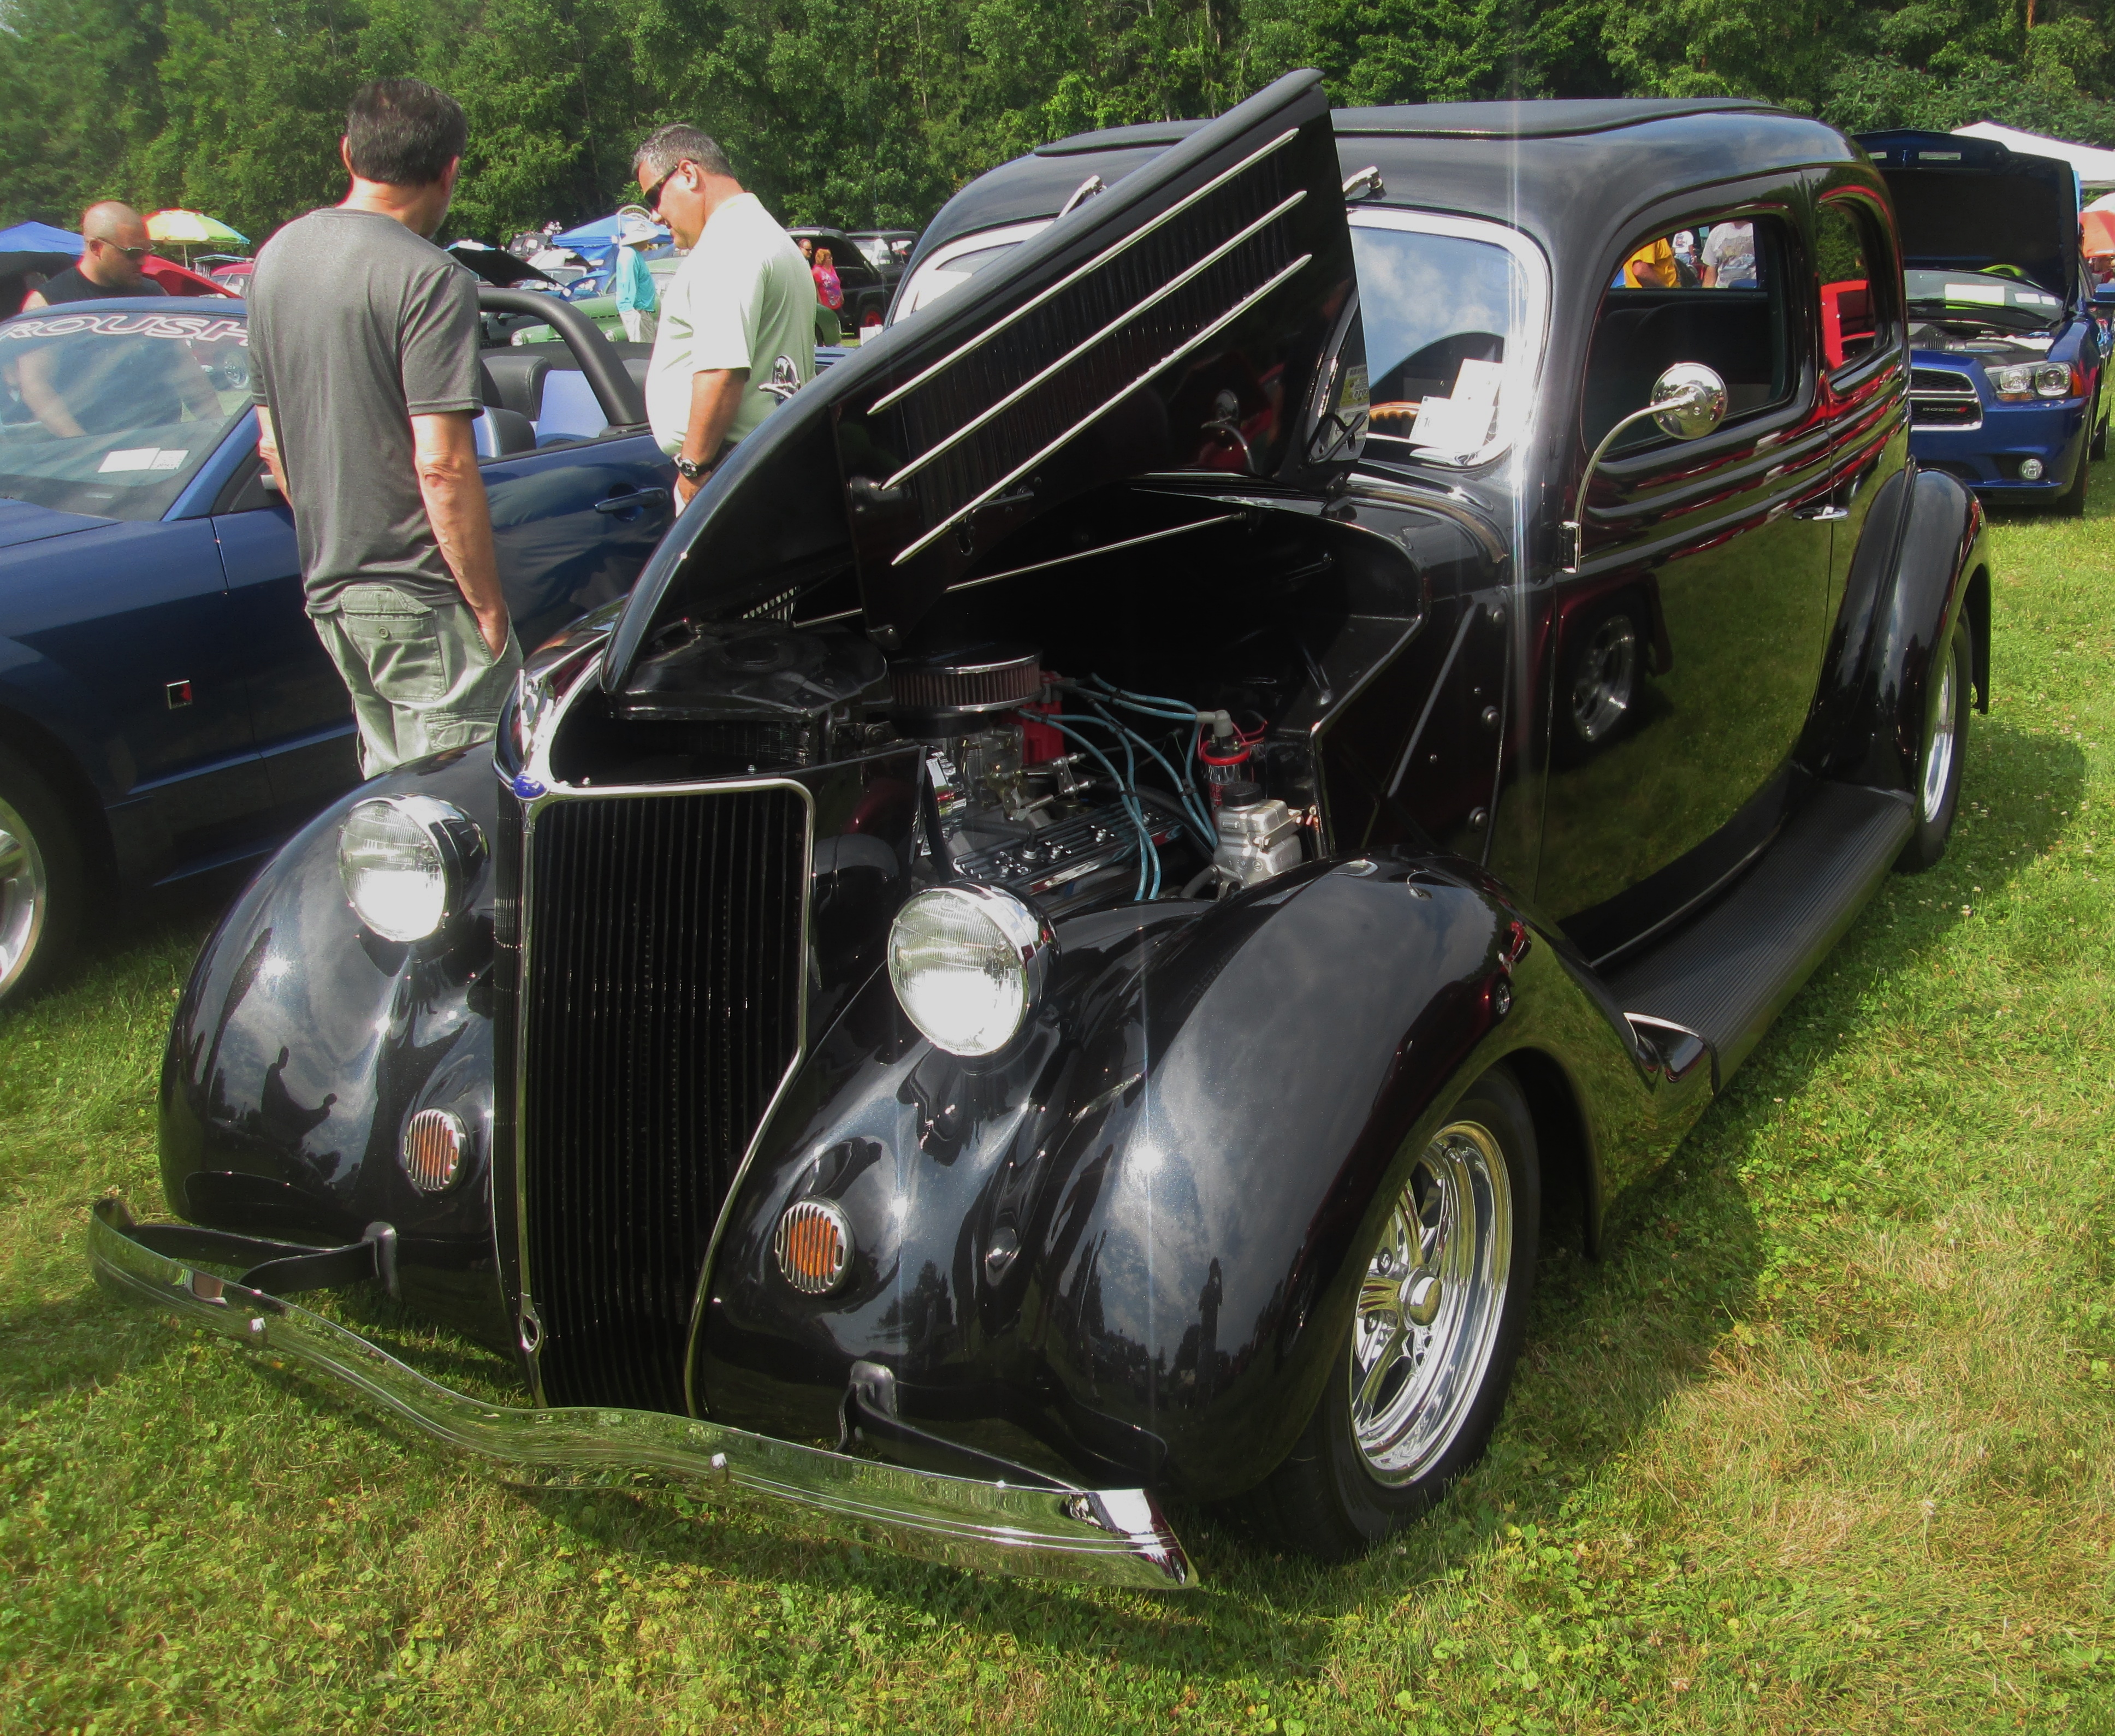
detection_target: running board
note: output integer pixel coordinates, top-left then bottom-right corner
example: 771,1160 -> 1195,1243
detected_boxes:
1607,783 -> 1914,1090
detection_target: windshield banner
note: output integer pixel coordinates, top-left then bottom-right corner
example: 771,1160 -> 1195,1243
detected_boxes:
0,312 -> 248,345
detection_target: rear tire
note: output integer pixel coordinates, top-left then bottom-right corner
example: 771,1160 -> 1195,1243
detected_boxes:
1559,601 -> 1645,755
0,743 -> 85,1005
1260,1065 -> 1539,1560
1896,614 -> 1971,874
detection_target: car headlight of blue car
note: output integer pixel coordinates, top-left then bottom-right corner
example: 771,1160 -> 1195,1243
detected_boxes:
1984,360 -> 2081,401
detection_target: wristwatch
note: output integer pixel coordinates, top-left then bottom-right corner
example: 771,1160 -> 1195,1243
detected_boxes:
673,454 -> 710,482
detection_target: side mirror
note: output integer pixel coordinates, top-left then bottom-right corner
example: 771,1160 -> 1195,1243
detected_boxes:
1646,362 -> 1728,440
1562,362 -> 1729,573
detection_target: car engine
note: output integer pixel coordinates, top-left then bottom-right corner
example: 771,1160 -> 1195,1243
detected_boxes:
893,645 -> 1306,905
605,622 -> 1313,907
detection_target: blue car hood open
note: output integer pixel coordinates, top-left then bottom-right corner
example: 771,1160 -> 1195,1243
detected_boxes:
1856,129 -> 2079,304
0,496 -> 112,550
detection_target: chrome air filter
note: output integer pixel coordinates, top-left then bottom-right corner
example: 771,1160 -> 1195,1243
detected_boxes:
888,644 -> 1041,735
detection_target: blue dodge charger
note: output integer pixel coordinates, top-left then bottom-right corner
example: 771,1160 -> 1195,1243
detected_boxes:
1859,128 -> 2111,512
0,289 -> 675,1002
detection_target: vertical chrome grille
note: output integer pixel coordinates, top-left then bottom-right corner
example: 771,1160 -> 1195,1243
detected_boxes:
520,785 -> 809,1412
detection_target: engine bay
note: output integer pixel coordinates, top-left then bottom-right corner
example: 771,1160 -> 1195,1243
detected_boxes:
543,491 -> 1432,914
1908,320 -> 2057,358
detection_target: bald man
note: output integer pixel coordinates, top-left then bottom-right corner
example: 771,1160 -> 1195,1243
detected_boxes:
25,202 -> 165,307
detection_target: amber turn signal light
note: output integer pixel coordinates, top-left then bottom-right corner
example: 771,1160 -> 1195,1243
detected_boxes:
401,1108 -> 466,1194
774,1199 -> 852,1295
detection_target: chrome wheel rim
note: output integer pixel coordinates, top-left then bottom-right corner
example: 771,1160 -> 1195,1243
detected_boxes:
1349,1119 -> 1512,1485
1571,615 -> 1638,742
1921,652 -> 1958,822
0,796 -> 48,1000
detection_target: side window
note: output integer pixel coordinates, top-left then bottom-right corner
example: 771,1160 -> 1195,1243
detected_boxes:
1584,214 -> 1800,452
1814,200 -> 1890,371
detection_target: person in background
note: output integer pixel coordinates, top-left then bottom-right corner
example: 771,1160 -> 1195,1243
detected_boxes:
247,76 -> 519,776
1621,232 -> 1678,288
632,123 -> 815,507
811,244 -> 844,345
613,218 -> 660,342
1701,220 -> 1758,288
23,203 -> 165,308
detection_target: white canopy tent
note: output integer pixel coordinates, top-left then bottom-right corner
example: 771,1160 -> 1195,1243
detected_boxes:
1952,121 -> 2115,191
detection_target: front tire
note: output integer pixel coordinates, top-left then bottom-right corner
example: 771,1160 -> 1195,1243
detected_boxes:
1897,614 -> 1971,873
1261,1065 -> 1540,1559
0,744 -> 85,1005
2055,443 -> 2091,515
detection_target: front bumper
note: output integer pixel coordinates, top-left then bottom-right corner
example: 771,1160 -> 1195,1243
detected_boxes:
87,1199 -> 1194,1591
1910,389 -> 2089,494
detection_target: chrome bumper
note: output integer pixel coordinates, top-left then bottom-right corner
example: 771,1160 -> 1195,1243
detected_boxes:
88,1200 -> 1194,1590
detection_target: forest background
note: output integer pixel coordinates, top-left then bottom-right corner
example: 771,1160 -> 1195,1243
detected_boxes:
3,0 -> 2113,252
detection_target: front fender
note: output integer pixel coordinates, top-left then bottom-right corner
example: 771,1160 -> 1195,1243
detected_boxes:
157,746 -> 510,1348
695,854 -> 1671,1500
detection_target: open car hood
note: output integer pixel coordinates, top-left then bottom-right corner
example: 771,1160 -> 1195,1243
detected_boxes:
604,67 -> 1364,684
1856,129 -> 2078,304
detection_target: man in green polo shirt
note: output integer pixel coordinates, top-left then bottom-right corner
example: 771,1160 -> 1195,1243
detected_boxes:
631,125 -> 814,507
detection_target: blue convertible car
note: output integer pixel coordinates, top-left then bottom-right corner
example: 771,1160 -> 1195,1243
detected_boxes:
1858,128 -> 2111,512
0,289 -> 674,1002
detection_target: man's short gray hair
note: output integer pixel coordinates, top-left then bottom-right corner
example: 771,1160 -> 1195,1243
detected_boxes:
634,125 -> 733,183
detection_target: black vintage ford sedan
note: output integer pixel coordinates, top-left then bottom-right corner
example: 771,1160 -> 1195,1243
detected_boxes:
94,76 -> 1990,1590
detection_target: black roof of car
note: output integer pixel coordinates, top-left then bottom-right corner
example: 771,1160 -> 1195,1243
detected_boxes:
911,98 -> 1863,286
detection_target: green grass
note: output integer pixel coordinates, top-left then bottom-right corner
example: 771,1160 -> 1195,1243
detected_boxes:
4,497 -> 2113,1735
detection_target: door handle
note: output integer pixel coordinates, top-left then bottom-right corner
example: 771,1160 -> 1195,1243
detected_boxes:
1791,502 -> 1849,522
595,487 -> 671,514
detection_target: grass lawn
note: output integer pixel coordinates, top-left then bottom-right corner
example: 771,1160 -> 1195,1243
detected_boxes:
3,495 -> 2112,1736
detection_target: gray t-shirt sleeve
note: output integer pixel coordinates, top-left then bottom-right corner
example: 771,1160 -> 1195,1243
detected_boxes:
400,263 -> 480,416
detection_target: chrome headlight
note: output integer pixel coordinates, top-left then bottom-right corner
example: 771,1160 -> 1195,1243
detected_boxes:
2034,362 -> 2075,398
337,796 -> 484,942
1987,362 -> 2035,399
886,884 -> 1055,1057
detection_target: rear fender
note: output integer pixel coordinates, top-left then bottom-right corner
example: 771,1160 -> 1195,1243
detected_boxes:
694,854 -> 1676,1498
1824,466 -> 1988,790
156,747 -> 510,1347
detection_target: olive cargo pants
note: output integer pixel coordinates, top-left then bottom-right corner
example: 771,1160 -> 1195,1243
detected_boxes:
313,583 -> 523,777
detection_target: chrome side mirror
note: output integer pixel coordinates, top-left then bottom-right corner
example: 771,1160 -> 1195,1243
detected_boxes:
1562,362 -> 1729,573
1647,362 -> 1728,439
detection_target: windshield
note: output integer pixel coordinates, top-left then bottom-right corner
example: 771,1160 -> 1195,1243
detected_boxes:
0,309 -> 251,519
891,221 -> 1054,322
1904,268 -> 2065,330
1351,211 -> 1548,467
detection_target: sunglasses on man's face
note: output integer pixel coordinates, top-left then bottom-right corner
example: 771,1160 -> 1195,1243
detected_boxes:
93,240 -> 151,260
641,162 -> 688,216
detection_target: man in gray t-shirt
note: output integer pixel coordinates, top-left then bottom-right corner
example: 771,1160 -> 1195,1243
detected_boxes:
248,78 -> 519,775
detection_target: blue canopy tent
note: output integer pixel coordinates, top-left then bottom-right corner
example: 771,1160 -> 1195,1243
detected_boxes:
1,221 -> 85,313
549,214 -> 670,271
0,220 -> 84,255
